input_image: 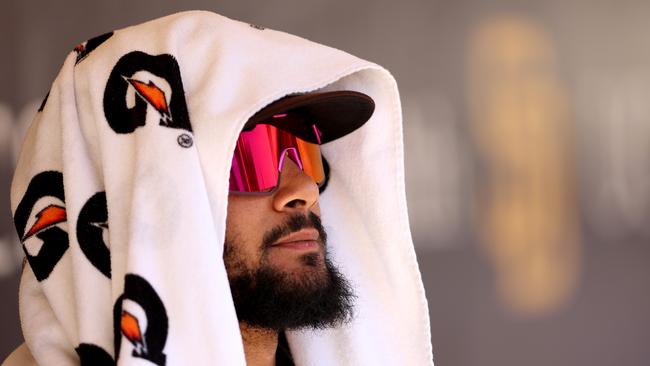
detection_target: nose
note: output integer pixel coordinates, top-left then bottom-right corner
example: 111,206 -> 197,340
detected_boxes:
272,153 -> 320,212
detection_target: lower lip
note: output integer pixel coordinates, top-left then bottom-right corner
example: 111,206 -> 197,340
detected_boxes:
272,240 -> 320,250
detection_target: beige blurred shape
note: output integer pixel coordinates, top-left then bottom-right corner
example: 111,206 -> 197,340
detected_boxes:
13,100 -> 41,165
0,103 -> 12,157
403,91 -> 468,248
467,15 -> 581,316
0,102 -> 26,278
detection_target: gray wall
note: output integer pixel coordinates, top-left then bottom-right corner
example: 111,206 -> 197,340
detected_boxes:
2,1 -> 650,365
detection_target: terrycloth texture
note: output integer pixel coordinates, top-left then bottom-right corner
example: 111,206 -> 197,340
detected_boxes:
4,11 -> 432,366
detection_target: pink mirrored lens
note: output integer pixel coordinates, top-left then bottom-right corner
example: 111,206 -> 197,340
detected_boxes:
230,125 -> 280,192
229,124 -> 325,193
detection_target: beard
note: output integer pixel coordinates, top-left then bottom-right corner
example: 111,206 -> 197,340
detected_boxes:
223,212 -> 355,331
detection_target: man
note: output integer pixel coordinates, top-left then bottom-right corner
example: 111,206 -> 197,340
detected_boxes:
224,91 -> 375,365
3,10 -> 432,366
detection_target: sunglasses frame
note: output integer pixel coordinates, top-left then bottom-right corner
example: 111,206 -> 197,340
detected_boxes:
229,121 -> 325,196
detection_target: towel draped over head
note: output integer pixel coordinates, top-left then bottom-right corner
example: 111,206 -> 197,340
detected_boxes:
4,10 -> 432,366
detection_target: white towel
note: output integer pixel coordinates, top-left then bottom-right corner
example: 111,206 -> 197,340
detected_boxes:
4,10 -> 433,366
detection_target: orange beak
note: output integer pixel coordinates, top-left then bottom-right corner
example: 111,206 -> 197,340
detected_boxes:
127,78 -> 170,117
121,310 -> 143,344
23,205 -> 67,240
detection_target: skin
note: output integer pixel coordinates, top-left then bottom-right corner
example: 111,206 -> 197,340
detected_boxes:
225,157 -> 322,366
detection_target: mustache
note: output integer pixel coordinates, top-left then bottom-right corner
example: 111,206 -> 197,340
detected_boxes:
262,212 -> 327,249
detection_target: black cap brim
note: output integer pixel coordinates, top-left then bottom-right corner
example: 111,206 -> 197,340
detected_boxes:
244,90 -> 375,144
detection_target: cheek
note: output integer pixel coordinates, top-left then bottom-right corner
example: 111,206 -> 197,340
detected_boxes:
225,196 -> 272,261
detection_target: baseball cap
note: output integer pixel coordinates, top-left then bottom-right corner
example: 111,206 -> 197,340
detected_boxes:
243,90 -> 375,144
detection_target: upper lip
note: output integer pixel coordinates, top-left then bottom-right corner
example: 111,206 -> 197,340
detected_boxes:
273,228 -> 319,245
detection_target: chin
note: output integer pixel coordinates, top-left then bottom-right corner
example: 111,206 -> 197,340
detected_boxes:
299,251 -> 324,267
277,255 -> 329,283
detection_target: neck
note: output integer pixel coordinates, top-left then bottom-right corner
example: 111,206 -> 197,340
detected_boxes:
239,323 -> 278,366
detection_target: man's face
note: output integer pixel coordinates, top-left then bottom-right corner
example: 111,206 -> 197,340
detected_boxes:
224,157 -> 354,331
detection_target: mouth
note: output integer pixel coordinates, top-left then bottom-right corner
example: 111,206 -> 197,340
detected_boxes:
271,228 -> 320,251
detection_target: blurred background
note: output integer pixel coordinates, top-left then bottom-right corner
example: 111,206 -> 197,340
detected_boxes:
1,1 -> 649,365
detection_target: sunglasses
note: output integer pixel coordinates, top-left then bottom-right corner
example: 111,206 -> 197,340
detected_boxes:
229,113 -> 325,194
